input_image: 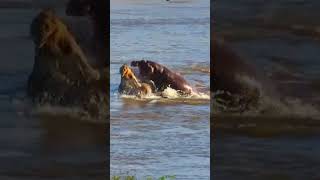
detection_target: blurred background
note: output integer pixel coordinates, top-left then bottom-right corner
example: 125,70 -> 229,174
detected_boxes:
0,1 -> 107,179
213,0 -> 320,179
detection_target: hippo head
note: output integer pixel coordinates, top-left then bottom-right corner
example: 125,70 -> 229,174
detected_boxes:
66,0 -> 94,16
131,60 -> 164,78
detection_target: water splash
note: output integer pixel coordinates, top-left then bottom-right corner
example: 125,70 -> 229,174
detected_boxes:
120,86 -> 210,105
13,94 -> 109,123
212,71 -> 320,120
212,87 -> 320,120
30,104 -> 108,123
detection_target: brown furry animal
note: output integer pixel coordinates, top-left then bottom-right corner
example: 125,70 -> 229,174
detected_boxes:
29,9 -> 99,80
28,9 -> 106,107
118,64 -> 154,96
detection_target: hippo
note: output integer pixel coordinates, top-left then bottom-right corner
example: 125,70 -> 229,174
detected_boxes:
212,39 -> 260,95
211,38 -> 278,111
131,60 -> 194,94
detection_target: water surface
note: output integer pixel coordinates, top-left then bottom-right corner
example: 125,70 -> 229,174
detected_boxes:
0,3 -> 107,179
110,0 -> 210,179
213,0 -> 320,179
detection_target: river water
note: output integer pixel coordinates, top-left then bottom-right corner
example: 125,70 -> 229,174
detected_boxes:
110,0 -> 210,179
213,0 -> 320,179
0,1 -> 107,180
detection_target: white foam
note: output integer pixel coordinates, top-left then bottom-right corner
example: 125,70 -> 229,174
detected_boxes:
161,87 -> 180,98
256,96 -> 320,119
119,86 -> 210,102
212,87 -> 320,120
